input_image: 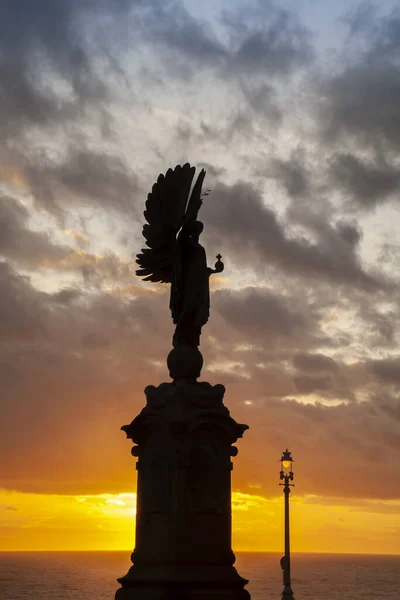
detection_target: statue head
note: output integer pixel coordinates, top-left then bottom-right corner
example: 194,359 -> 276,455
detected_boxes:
187,220 -> 204,241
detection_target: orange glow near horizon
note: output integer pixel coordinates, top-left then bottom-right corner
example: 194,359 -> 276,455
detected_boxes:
1,489 -> 399,555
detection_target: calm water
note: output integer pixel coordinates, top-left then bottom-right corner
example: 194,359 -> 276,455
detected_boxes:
0,551 -> 399,599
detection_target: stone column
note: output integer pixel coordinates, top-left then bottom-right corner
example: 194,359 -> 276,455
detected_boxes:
115,350 -> 250,600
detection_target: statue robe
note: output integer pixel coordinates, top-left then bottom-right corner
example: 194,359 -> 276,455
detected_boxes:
170,231 -> 210,348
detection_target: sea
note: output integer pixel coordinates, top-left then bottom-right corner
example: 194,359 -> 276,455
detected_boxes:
0,551 -> 399,599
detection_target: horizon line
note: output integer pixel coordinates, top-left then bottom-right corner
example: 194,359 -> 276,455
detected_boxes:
1,550 -> 399,556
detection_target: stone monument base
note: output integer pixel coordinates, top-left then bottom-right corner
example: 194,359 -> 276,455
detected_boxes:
116,564 -> 250,600
116,372 -> 250,600
116,587 -> 250,600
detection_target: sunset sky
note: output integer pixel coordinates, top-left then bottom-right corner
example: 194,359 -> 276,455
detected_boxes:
1,0 -> 400,555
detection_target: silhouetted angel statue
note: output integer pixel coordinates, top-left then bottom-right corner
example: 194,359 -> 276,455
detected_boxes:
136,163 -> 224,348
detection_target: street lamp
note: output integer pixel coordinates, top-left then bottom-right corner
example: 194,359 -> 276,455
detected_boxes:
279,449 -> 295,599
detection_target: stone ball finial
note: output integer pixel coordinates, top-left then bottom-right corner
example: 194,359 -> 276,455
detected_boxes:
167,345 -> 203,381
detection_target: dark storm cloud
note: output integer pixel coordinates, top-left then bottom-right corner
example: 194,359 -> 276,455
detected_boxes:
0,0 -> 315,217
197,163 -> 227,179
368,357 -> 400,384
336,220 -> 362,246
0,192 -> 142,279
26,149 -> 140,214
307,5 -> 400,213
0,260 -> 398,495
268,149 -> 310,198
239,82 -> 282,123
0,0 -> 143,220
0,0 -> 222,140
208,285 -> 342,391
52,288 -> 82,305
0,195 -> 70,267
322,63 -> 400,148
75,252 -> 139,288
209,285 -> 400,405
293,373 -> 332,394
0,262 -> 173,493
320,7 -> 400,150
330,153 -> 400,207
138,1 -> 227,68
293,352 -> 339,373
231,393 -> 400,499
214,286 -> 310,338
0,262 -> 48,341
290,354 -> 365,404
0,0 -> 311,141
222,1 -> 313,76
0,0 -> 399,506
128,0 -> 313,80
0,0 -> 130,139
355,296 -> 397,349
203,180 -> 380,290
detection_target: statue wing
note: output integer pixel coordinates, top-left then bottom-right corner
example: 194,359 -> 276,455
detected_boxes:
136,163 -> 196,283
183,168 -> 206,227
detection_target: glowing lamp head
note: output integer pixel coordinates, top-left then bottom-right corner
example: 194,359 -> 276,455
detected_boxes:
280,449 -> 294,480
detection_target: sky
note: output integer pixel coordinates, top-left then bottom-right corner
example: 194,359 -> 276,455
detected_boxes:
1,0 -> 400,554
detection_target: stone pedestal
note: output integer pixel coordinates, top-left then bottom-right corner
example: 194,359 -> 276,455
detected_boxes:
115,377 -> 250,600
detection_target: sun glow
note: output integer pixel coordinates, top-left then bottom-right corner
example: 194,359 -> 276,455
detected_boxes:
0,491 -> 136,551
1,489 -> 400,554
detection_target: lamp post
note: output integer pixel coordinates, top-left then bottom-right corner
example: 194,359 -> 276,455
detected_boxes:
279,449 -> 295,599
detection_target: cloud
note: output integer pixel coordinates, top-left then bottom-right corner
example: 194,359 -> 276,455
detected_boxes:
321,62 -> 400,149
293,353 -> 339,373
329,153 -> 400,208
0,196 -> 70,267
234,394 -> 400,499
268,149 -> 310,198
123,0 -> 313,82
319,7 -> 400,152
293,373 -> 332,394
0,262 -> 173,493
138,0 -> 227,70
239,82 -> 282,124
0,262 -> 49,341
0,257 -> 399,498
215,286 -> 312,340
25,148 -> 140,215
296,5 -> 400,217
222,0 -> 313,77
202,180 -> 381,290
0,0 -> 126,140
0,0 -> 399,516
368,357 -> 400,385
0,505 -> 18,512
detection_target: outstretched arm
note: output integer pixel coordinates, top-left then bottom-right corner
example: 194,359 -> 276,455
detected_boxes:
208,254 -> 224,276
